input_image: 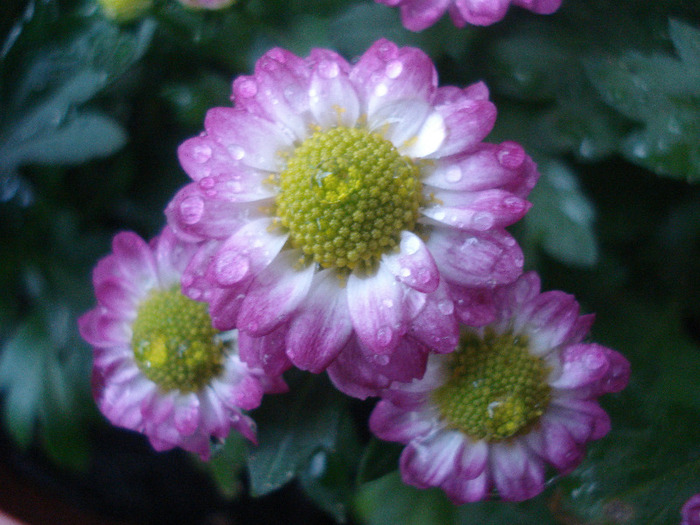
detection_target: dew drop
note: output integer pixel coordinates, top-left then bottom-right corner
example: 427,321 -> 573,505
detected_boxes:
180,195 -> 204,225
376,326 -> 394,348
228,145 -> 245,160
437,300 -> 454,315
238,78 -> 258,98
374,83 -> 388,97
199,176 -> 215,189
192,144 -> 212,163
318,60 -> 340,79
385,60 -> 403,79
373,353 -> 390,366
496,142 -> 525,169
432,210 -> 446,221
445,166 -> 462,183
399,267 -> 412,278
402,234 -> 421,255
382,298 -> 394,309
472,212 -> 494,230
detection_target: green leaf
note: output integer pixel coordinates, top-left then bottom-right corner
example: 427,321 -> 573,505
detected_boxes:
0,303 -> 94,470
247,372 -> 348,496
356,437 -> 403,484
203,432 -> 249,498
298,412 -> 361,523
524,160 -> 599,268
585,19 -> 700,181
1,111 -> 127,168
669,18 -> 700,70
0,7 -> 154,177
354,471 -> 456,525
558,406 -> 700,525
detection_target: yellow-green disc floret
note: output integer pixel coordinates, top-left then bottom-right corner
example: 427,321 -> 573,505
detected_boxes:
131,287 -> 225,393
432,329 -> 551,441
275,127 -> 422,273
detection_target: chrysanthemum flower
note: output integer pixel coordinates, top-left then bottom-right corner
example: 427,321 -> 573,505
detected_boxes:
682,494 -> 700,525
369,272 -> 630,502
78,227 -> 286,459
376,0 -> 562,31
166,39 -> 537,394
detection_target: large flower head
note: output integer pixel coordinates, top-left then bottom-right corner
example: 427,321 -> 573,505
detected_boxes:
78,227 -> 286,459
370,272 -> 630,502
166,39 -> 537,394
376,0 -> 562,31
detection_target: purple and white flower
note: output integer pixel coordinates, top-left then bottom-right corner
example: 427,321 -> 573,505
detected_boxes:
376,0 -> 562,31
166,39 -> 537,396
370,272 -> 630,502
79,227 -> 286,459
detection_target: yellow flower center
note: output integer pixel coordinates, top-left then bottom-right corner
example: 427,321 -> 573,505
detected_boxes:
431,329 -> 551,441
275,127 -> 422,273
131,287 -> 225,393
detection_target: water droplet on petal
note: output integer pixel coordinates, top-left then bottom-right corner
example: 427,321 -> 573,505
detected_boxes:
376,326 -> 394,348
497,142 -> 525,169
432,210 -> 446,221
399,267 -> 411,278
180,195 -> 204,225
385,60 -> 403,79
472,212 -> 494,230
228,145 -> 245,160
445,166 -> 462,183
437,300 -> 454,315
402,234 -> 421,255
373,353 -> 390,366
199,177 -> 215,189
318,60 -> 340,79
374,83 -> 388,97
238,79 -> 258,98
382,298 -> 394,309
192,144 -> 212,163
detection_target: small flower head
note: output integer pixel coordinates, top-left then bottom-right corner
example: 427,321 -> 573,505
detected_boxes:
683,494 -> 700,525
376,0 -> 562,31
79,227 -> 286,459
370,272 -> 630,502
166,39 -> 537,395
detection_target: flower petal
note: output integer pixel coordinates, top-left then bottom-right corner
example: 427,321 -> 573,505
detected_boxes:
238,250 -> 315,336
285,269 -> 353,373
351,39 -> 437,115
308,53 -> 360,129
429,228 -> 524,287
382,231 -> 439,293
347,265 -> 407,354
210,218 -> 287,287
204,108 -> 293,172
490,440 -> 545,501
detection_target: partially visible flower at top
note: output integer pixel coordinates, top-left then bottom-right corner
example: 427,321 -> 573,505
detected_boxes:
682,494 -> 700,525
98,0 -> 152,23
166,39 -> 538,396
78,227 -> 287,460
376,0 -> 561,31
370,272 -> 630,502
177,0 -> 235,11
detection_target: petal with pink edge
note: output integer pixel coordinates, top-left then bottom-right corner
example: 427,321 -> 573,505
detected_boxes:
286,269 -> 353,373
237,250 -> 315,336
347,265 -> 407,354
